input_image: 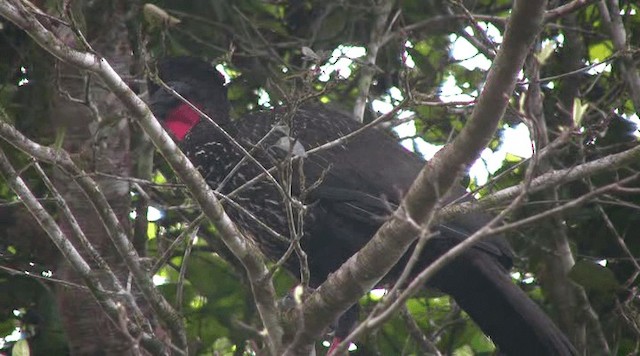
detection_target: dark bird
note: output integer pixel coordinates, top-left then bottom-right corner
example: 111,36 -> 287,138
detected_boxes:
148,56 -> 577,356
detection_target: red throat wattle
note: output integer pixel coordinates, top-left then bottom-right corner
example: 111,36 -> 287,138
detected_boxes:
165,103 -> 202,141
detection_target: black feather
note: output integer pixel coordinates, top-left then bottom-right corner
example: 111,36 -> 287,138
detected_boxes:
150,57 -> 577,356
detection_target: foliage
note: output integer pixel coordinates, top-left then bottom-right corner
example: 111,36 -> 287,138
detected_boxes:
0,0 -> 639,355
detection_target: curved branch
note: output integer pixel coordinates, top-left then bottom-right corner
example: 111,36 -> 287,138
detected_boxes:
0,151 -> 166,355
284,1 -> 549,354
0,0 -> 282,353
0,114 -> 186,352
598,0 -> 640,111
439,143 -> 640,223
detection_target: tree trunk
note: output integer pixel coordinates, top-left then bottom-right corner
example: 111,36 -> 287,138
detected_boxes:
43,1 -> 143,354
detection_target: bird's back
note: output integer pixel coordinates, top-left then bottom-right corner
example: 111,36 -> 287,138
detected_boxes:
180,104 -> 513,285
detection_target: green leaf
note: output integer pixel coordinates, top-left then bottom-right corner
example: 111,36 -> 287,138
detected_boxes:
569,260 -> 620,293
0,319 -> 16,337
453,345 -> 474,356
588,41 -> 613,62
147,221 -> 157,240
12,339 -> 30,356
153,171 -> 167,184
505,152 -> 525,163
535,41 -> 556,65
572,98 -> 589,127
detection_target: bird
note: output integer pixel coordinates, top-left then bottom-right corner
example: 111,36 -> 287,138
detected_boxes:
148,56 -> 577,356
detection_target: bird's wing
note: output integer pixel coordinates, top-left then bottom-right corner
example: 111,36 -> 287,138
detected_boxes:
240,106 -> 513,263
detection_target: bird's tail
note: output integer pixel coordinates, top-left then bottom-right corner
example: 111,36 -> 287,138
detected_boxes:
432,251 -> 577,356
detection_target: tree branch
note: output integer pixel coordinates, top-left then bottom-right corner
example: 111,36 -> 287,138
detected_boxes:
597,0 -> 640,112
439,143 -> 640,223
0,150 -> 166,355
0,113 -> 186,352
352,0 -> 395,122
0,0 -> 282,353
544,0 -> 598,22
284,1 -> 549,354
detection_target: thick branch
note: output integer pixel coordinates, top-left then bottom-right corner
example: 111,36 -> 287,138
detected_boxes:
352,0 -> 394,122
0,150 -> 166,355
0,1 -> 283,353
31,161 -> 153,334
0,116 -> 186,352
284,1 -> 548,353
598,0 -> 640,112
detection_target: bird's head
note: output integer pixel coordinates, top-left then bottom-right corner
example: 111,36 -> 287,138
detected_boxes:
148,57 -> 230,141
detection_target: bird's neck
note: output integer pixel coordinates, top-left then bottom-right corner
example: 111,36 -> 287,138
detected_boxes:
165,103 -> 202,141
